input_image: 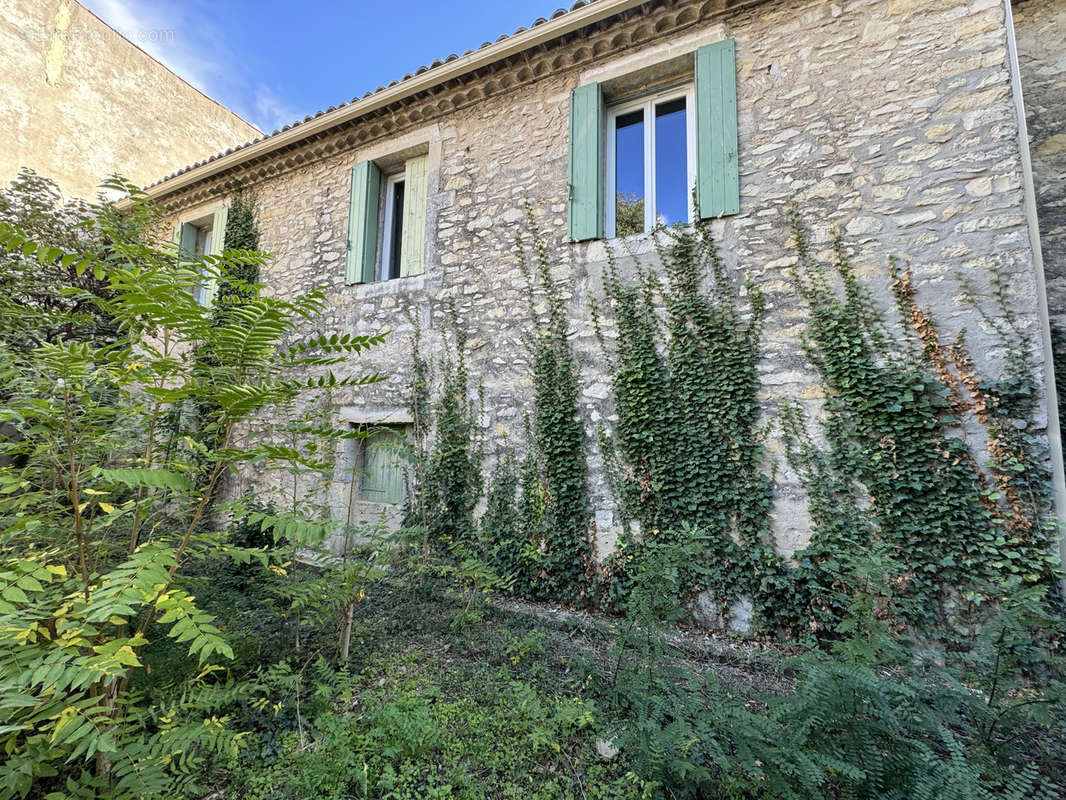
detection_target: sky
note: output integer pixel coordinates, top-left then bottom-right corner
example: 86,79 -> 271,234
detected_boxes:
81,0 -> 567,135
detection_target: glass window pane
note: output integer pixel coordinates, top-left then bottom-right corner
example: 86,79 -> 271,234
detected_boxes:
654,97 -> 688,227
387,180 -> 405,280
614,109 -> 645,237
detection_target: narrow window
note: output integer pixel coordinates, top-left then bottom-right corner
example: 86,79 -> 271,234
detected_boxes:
386,178 -> 405,280
654,97 -> 688,227
613,109 -> 645,238
377,172 -> 405,281
607,88 -> 695,238
181,222 -> 214,306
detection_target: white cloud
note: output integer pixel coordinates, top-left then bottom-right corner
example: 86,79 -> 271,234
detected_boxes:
82,0 -> 284,133
242,85 -> 302,135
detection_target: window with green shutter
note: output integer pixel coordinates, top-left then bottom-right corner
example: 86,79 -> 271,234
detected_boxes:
695,38 -> 740,219
346,153 -> 428,284
567,38 -> 740,240
358,428 -> 407,505
173,208 -> 225,306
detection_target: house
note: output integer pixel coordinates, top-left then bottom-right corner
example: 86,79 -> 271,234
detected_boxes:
1,0 -> 260,199
141,0 -> 1066,573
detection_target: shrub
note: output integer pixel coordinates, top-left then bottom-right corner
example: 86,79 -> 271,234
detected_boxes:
0,179 -> 383,799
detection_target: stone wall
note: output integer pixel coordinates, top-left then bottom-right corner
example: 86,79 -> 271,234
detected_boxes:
0,0 -> 260,199
165,0 -> 1054,560
1013,0 -> 1066,352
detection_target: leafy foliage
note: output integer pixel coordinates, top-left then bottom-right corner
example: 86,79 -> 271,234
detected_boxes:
604,560 -> 1065,800
481,449 -> 536,593
0,169 -> 119,352
0,178 -> 383,798
214,189 -> 261,318
592,222 -> 774,620
229,649 -> 648,800
777,208 -> 1060,633
516,208 -> 594,605
406,304 -> 484,551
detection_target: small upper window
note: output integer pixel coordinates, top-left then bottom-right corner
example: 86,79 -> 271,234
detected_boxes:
380,172 -> 407,281
345,153 -> 428,285
174,217 -> 218,306
606,87 -> 695,238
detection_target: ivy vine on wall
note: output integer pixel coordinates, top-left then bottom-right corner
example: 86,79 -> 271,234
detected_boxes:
515,208 -> 595,605
400,202 -> 1060,638
590,221 -> 778,623
405,302 -> 483,553
776,208 -> 1058,634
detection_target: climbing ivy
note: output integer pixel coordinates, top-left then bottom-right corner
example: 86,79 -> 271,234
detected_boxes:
592,222 -> 777,622
516,209 -> 594,605
481,448 -> 536,594
214,189 -> 261,317
406,303 -> 484,552
779,207 -> 1059,632
192,190 -> 264,489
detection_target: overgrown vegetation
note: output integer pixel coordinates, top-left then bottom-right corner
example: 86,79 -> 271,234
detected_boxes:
590,221 -> 776,622
514,209 -> 595,605
406,304 -> 484,552
1,173 -> 1063,800
776,209 -> 1060,634
0,169 -> 118,351
0,177 -> 385,798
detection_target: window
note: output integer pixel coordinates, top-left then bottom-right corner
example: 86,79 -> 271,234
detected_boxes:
567,38 -> 740,241
346,153 -> 428,284
380,172 -> 407,281
356,427 -> 407,505
173,204 -> 228,306
606,88 -> 695,238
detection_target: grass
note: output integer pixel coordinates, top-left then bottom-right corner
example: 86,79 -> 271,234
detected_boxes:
223,582 -> 656,799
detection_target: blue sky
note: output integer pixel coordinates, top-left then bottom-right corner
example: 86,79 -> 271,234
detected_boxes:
82,0 -> 564,134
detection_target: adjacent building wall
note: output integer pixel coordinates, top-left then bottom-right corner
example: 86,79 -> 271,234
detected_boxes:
162,0 -> 1057,559
1013,0 -> 1066,349
0,0 -> 260,199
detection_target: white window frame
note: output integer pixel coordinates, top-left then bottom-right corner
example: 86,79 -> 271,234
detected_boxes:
605,85 -> 697,239
378,172 -> 406,282
187,220 -> 215,306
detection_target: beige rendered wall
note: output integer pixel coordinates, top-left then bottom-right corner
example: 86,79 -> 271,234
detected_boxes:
0,0 -> 260,199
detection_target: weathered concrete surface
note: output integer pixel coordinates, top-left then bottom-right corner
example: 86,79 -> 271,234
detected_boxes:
1013,0 -> 1066,334
0,0 -> 259,199
163,0 -> 1056,563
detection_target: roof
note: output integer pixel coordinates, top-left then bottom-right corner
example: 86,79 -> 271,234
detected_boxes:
140,0 -> 649,201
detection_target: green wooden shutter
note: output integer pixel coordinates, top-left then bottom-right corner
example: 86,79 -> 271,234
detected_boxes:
211,205 -> 229,252
202,205 -> 229,307
400,154 -> 428,277
567,82 -> 604,241
177,222 -> 197,259
360,429 -> 405,504
695,38 -> 740,219
346,160 -> 381,284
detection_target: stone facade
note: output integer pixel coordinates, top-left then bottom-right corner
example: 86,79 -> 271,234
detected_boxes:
1013,0 -> 1066,340
1,0 -> 259,199
157,0 -> 1062,560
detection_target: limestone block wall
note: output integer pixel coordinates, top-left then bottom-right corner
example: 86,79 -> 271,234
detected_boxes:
166,0 -> 1055,560
0,0 -> 260,199
1013,0 -> 1066,340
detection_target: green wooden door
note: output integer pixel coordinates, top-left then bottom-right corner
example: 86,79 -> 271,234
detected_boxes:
360,429 -> 406,505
